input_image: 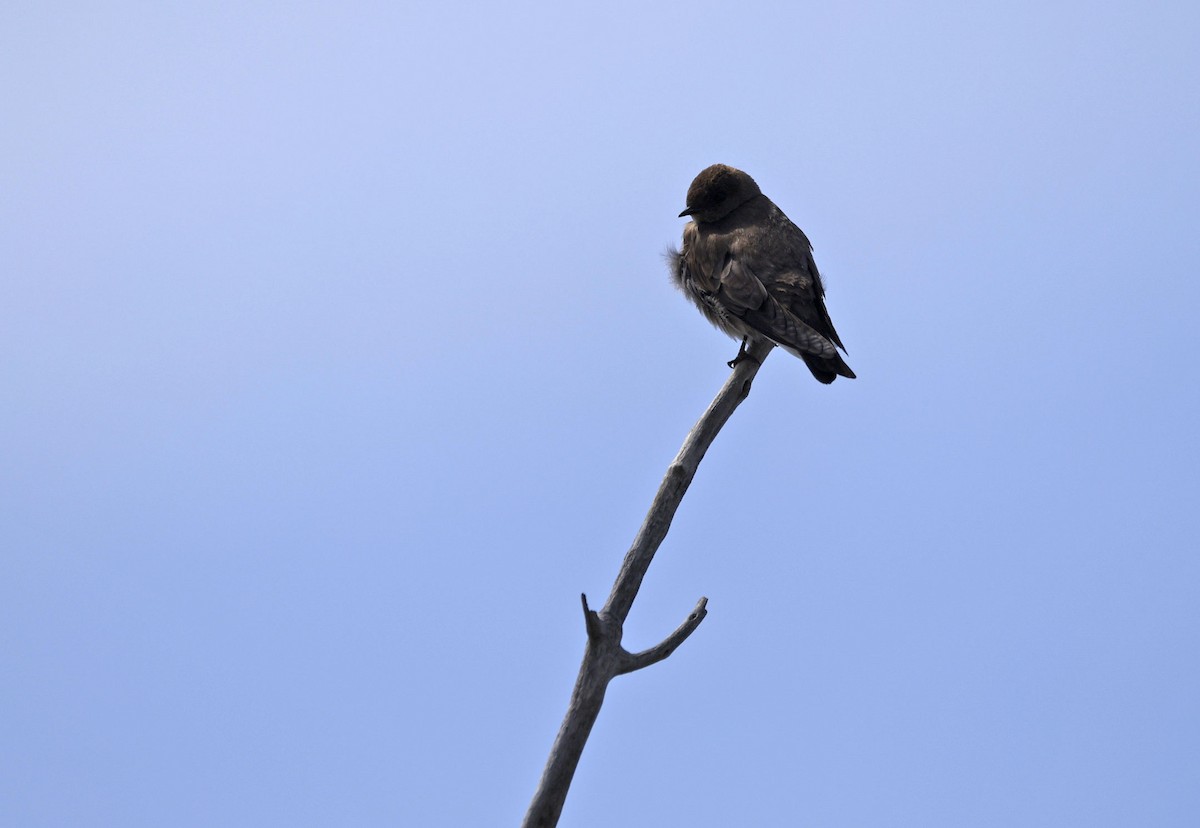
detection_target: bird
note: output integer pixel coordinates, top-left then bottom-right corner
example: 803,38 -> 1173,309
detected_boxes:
669,164 -> 855,384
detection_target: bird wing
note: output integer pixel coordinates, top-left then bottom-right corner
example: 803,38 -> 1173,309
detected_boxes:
771,250 -> 848,352
716,255 -> 839,359
754,214 -> 848,353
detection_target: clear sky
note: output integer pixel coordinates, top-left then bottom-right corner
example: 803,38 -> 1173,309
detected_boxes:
3,2 -> 1198,826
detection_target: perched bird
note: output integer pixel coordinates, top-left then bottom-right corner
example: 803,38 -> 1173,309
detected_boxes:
670,164 -> 855,384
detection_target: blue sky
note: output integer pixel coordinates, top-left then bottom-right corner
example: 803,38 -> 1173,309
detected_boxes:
3,2 -> 1198,825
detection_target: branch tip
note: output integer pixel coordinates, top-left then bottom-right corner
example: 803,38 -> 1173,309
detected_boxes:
616,595 -> 710,675
580,593 -> 602,640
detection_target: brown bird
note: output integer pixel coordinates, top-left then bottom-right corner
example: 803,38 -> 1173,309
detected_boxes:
670,164 -> 855,384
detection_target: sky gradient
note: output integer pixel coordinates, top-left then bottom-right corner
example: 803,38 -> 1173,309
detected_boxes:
3,2 -> 1198,825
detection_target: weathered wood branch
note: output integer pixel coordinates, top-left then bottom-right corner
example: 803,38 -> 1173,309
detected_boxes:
615,596 -> 709,676
522,339 -> 775,828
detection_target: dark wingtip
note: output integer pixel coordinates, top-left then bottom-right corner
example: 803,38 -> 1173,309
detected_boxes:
802,352 -> 855,384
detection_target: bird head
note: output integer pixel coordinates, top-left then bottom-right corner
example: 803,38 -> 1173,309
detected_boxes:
678,164 -> 763,223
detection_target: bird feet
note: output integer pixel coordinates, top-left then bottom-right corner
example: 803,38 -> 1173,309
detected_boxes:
727,339 -> 761,369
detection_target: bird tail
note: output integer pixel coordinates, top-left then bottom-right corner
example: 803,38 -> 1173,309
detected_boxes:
801,352 -> 856,384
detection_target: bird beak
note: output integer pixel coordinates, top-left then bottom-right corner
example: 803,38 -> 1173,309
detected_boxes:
678,207 -> 694,218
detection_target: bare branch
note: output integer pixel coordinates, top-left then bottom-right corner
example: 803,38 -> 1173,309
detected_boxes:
616,596 -> 709,676
603,338 -> 773,624
522,340 -> 774,828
